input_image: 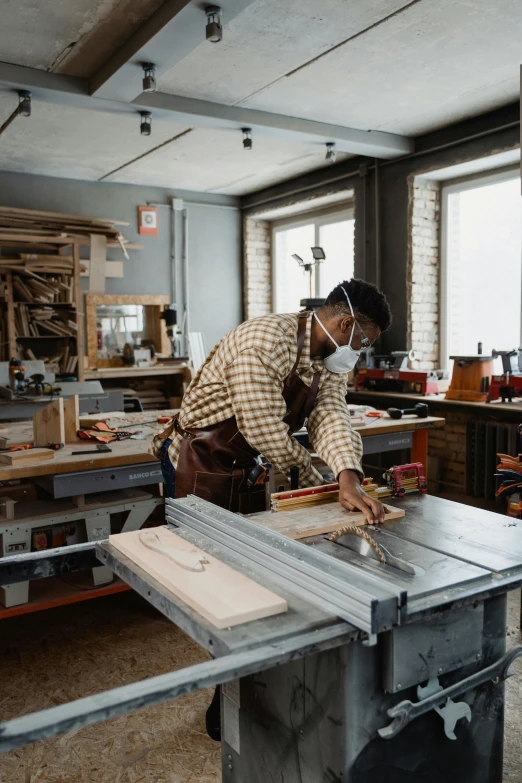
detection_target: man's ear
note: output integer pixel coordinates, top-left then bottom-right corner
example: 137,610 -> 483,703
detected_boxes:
339,315 -> 355,334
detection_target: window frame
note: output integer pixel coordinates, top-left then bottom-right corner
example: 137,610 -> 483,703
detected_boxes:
271,203 -> 355,313
440,164 -> 521,370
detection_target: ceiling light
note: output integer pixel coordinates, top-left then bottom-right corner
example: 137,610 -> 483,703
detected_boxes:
18,90 -> 31,117
140,111 -> 152,136
325,142 -> 336,164
242,128 -> 252,150
205,6 -> 223,42
142,63 -> 157,93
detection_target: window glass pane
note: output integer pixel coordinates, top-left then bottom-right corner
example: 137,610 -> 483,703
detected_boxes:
318,219 -> 355,297
446,177 -> 521,363
274,224 -> 315,313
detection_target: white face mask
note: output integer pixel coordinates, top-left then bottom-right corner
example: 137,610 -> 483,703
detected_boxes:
314,290 -> 361,374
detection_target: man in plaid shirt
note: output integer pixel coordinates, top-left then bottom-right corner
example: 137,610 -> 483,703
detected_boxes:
152,277 -> 392,524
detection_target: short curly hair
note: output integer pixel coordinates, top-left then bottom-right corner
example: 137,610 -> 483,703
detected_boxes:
323,278 -> 392,331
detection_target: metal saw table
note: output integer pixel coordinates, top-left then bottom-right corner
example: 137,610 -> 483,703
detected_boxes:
1,493 -> 522,782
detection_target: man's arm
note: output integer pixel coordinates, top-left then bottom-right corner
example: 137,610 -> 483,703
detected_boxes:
223,348 -> 323,487
307,374 -> 385,523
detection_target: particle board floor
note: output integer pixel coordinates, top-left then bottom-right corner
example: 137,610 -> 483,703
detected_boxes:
0,591 -> 520,783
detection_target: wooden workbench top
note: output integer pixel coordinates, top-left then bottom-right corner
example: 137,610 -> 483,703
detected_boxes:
0,411 -> 169,481
0,408 -> 444,481
347,388 -> 522,415
353,413 -> 444,436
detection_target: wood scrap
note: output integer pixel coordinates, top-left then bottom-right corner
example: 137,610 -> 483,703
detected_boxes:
109,527 -> 288,629
0,448 -> 55,466
33,398 -> 65,446
63,395 -> 80,442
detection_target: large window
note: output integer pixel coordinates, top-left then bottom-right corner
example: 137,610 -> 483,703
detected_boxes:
272,208 -> 355,313
441,168 -> 522,369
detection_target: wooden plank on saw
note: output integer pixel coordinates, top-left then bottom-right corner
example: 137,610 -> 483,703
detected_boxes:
259,502 -> 405,540
33,398 -> 65,446
88,234 -> 107,293
109,527 -> 288,629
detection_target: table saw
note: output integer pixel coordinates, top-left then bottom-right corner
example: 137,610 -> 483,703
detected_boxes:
1,493 -> 522,782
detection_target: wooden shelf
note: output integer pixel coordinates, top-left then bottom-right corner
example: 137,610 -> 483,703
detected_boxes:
0,574 -> 130,620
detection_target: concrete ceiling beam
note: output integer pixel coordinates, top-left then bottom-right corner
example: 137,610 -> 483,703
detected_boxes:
89,0 -> 257,102
0,62 -> 414,159
133,91 -> 414,158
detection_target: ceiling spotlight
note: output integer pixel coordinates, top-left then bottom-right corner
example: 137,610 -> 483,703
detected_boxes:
325,142 -> 336,164
242,128 -> 252,150
18,90 -> 31,117
142,63 -> 157,93
140,111 -> 152,136
205,6 -> 223,42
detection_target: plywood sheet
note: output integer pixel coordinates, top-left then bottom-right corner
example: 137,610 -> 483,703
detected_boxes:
109,527 -> 288,629
259,502 -> 405,540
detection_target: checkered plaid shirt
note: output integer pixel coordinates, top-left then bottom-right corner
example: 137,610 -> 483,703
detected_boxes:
151,312 -> 363,487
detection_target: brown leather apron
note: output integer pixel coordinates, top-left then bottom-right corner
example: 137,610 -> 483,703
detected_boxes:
174,312 -> 321,513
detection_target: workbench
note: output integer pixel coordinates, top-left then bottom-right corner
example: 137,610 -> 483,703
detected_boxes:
0,493 -> 521,782
0,412 -> 169,615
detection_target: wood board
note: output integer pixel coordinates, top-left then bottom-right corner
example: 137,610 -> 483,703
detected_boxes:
63,395 -> 79,442
33,398 -> 65,446
0,448 -> 55,466
259,502 -> 405,540
109,527 -> 288,629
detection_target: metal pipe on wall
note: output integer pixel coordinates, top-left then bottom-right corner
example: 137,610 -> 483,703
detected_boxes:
374,159 -> 381,290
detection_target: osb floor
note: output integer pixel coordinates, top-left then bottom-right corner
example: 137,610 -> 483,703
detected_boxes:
0,590 -> 521,783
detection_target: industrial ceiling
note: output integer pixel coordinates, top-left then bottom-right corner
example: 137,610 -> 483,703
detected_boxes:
0,0 -> 520,194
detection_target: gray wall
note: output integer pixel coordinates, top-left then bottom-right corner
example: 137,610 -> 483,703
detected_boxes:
242,102 -> 520,355
0,171 -> 242,350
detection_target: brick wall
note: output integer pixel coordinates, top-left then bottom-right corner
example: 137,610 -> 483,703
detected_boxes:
244,217 -> 272,320
428,412 -> 467,493
408,178 -> 441,370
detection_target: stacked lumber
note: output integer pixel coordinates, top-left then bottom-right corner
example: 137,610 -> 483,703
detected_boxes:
0,205 -> 137,252
15,305 -> 77,338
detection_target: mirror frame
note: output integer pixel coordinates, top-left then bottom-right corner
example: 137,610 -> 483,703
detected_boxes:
85,293 -> 170,368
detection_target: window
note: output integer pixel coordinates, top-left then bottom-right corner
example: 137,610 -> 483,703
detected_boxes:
441,168 -> 522,369
272,207 -> 355,313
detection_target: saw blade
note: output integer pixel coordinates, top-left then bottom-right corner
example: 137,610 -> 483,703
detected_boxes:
328,525 -> 387,564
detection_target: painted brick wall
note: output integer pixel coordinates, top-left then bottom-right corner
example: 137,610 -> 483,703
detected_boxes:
244,217 -> 272,320
408,178 -> 441,370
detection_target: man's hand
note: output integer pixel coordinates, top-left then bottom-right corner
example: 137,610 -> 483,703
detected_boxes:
338,469 -> 385,525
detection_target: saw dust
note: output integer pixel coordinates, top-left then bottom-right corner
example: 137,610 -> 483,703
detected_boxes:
0,591 -> 221,783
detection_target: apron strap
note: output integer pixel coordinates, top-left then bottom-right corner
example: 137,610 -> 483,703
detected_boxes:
302,371 -> 321,420
288,312 -> 310,378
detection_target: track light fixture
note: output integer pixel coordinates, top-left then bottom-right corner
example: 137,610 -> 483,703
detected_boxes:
142,63 -> 157,93
140,111 -> 152,136
242,128 -> 252,150
325,142 -> 336,164
18,90 -> 31,117
205,6 -> 223,42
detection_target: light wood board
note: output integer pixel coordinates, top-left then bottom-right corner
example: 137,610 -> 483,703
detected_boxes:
63,395 -> 79,442
259,502 -> 405,540
89,233 -> 107,293
33,398 -> 65,446
109,527 -> 288,629
0,448 -> 55,466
